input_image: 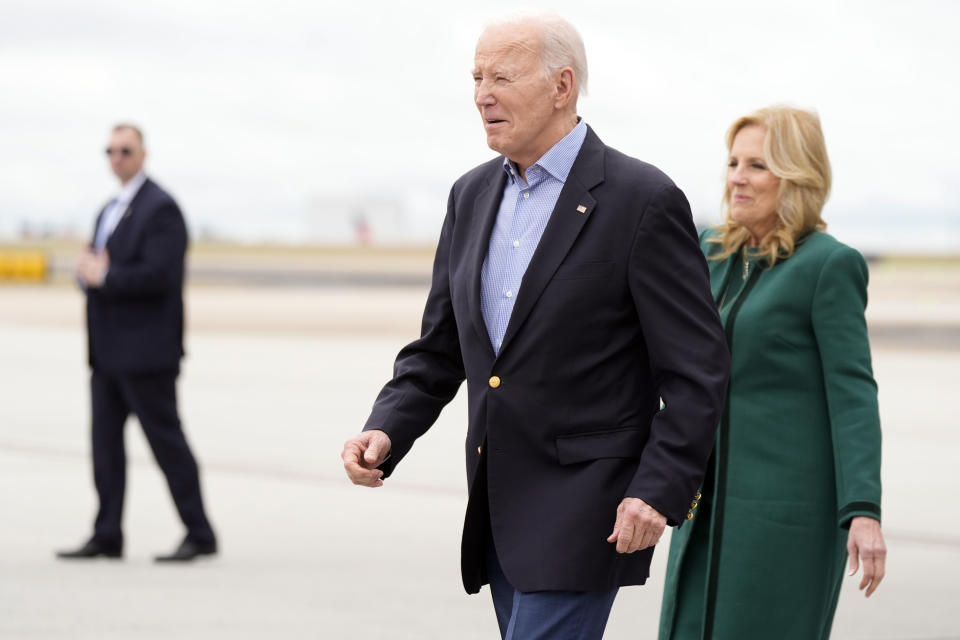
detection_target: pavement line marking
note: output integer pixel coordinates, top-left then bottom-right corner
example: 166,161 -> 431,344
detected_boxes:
0,440 -> 464,499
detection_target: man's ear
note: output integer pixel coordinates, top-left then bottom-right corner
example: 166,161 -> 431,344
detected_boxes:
554,68 -> 576,109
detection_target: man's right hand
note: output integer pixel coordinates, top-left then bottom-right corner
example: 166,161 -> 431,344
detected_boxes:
341,430 -> 392,487
75,249 -> 110,288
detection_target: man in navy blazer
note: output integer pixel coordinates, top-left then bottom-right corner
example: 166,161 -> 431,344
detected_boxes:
59,124 -> 217,563
342,13 -> 729,638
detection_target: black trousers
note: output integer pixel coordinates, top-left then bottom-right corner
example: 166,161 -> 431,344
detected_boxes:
90,369 -> 215,546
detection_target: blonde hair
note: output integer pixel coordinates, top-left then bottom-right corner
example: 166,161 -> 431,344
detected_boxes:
709,106 -> 832,265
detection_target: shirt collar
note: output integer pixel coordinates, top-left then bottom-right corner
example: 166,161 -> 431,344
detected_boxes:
116,170 -> 147,204
502,119 -> 588,185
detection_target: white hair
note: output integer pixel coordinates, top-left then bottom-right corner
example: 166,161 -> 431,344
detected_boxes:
483,11 -> 589,96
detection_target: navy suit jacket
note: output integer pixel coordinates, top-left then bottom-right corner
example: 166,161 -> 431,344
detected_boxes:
86,178 -> 187,374
364,127 -> 729,593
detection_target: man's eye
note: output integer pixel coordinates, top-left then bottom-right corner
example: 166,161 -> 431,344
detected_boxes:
727,160 -> 737,168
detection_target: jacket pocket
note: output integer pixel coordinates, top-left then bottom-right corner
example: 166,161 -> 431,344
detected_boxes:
555,427 -> 646,465
552,261 -> 614,280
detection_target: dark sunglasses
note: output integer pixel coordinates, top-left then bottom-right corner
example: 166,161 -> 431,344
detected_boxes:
105,147 -> 133,157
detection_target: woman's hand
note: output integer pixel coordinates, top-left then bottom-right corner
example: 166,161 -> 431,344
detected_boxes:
847,516 -> 886,597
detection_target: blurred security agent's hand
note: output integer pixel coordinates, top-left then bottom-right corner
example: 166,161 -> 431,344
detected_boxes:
75,249 -> 110,288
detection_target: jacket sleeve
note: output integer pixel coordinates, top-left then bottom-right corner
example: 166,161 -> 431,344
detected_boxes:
362,187 -> 466,477
624,184 -> 730,526
811,244 -> 883,526
99,202 -> 187,299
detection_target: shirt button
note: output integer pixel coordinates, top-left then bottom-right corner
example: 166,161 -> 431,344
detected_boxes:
512,240 -> 520,248
523,192 -> 529,199
505,290 -> 513,298
489,376 -> 501,388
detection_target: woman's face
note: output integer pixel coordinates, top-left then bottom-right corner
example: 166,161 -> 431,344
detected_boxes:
727,124 -> 781,243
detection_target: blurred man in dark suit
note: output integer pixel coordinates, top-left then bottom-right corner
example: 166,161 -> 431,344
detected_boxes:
59,124 -> 216,562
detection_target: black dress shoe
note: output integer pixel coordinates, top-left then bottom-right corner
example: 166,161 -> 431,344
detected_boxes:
56,538 -> 122,559
154,538 -> 217,563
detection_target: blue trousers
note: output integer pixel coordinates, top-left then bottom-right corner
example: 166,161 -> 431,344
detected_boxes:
486,542 -> 618,639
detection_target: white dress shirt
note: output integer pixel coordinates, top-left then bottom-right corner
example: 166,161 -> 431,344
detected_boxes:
94,170 -> 147,250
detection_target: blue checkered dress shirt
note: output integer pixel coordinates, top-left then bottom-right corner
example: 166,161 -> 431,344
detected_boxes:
480,120 -> 588,354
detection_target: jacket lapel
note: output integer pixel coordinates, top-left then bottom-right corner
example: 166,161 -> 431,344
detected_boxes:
497,128 -> 606,357
712,252 -> 741,305
466,168 -> 506,356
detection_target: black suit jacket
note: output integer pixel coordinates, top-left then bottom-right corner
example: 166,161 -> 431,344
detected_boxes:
86,178 -> 187,374
364,127 -> 729,593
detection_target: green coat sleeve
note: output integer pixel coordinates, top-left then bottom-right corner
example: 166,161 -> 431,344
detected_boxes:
811,244 -> 882,526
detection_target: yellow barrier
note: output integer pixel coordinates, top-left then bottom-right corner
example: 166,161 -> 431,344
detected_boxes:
0,251 -> 49,282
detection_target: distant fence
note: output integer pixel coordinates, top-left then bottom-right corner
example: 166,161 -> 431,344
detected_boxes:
0,251 -> 48,282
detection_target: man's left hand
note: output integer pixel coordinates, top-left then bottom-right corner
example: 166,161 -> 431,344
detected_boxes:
607,497 -> 666,554
76,249 -> 110,288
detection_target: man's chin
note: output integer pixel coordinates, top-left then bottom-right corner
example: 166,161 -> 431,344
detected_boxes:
484,135 -> 506,156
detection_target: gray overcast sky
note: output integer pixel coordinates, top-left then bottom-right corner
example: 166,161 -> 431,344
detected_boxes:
2,0 -> 958,251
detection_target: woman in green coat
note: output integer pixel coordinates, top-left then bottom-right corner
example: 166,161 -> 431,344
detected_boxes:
658,106 -> 887,640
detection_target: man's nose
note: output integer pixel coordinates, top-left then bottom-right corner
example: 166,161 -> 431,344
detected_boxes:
475,81 -> 495,107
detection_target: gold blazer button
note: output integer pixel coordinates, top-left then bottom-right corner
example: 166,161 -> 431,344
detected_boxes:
477,445 -> 482,455
489,376 -> 501,388
686,512 -> 694,520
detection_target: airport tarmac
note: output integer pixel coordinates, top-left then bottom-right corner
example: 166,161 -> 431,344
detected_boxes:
1,276 -> 958,639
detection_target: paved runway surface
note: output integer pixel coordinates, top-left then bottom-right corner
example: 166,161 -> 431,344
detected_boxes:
1,279 -> 958,639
